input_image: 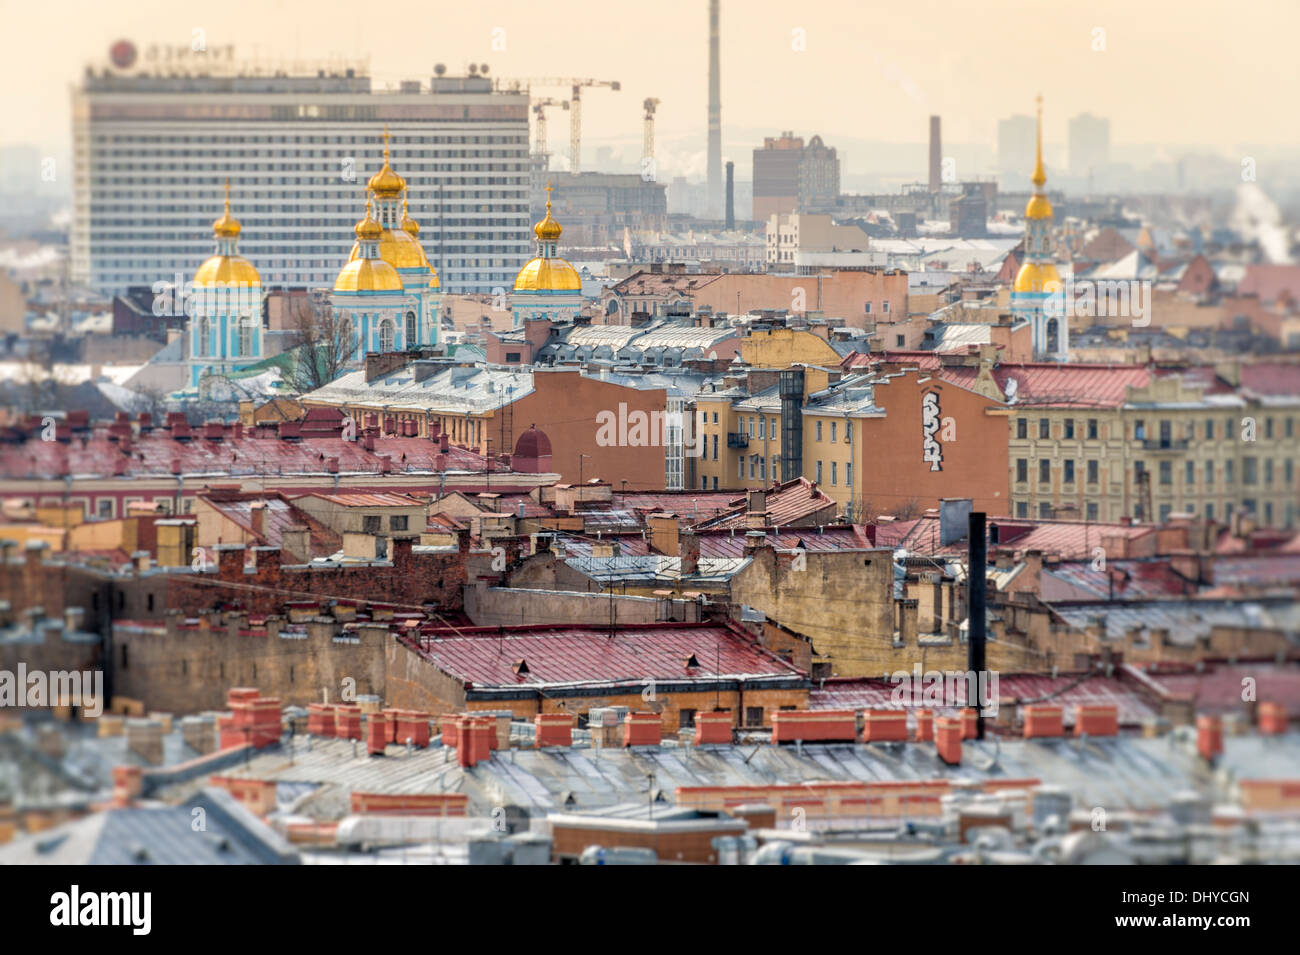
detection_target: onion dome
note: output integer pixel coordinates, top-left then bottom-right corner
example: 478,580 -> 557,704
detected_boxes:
367,126 -> 406,198
194,182 -> 261,287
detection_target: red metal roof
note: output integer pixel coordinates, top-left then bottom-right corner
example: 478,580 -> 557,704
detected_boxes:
199,491 -> 340,558
694,478 -> 838,530
992,363 -> 1152,409
1042,560 -> 1194,601
864,355 -> 1155,408
616,491 -> 739,522
1124,661 -> 1300,716
1239,361 -> 1300,397
811,672 -> 1158,726
1237,265 -> 1300,305
298,492 -> 426,508
401,622 -> 803,689
882,513 -> 1159,560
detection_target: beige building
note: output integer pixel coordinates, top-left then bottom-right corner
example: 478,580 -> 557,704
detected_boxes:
0,272 -> 26,337
765,214 -> 870,268
293,492 -> 428,550
1010,375 -> 1300,527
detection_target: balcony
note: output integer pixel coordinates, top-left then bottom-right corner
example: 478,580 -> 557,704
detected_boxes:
1142,438 -> 1189,452
727,432 -> 749,449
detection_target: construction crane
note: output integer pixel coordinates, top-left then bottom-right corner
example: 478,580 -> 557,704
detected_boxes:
531,97 -> 569,157
642,98 -> 661,169
517,78 -> 620,173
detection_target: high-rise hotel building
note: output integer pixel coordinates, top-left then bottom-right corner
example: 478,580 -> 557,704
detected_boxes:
71,65 -> 530,294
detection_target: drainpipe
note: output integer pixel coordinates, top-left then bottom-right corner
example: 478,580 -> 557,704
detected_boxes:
968,511 -> 987,740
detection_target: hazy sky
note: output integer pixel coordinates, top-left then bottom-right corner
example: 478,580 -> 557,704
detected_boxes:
6,0 -> 1298,166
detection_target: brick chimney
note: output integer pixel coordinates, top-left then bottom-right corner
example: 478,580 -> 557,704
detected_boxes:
648,513 -> 680,556
1197,714 -> 1223,763
281,526 -> 310,563
745,488 -> 768,529
680,530 -> 700,576
249,500 -> 266,539
1023,704 -> 1064,738
914,708 -> 934,742
125,718 -> 164,765
111,765 -> 143,807
535,713 -> 574,748
692,710 -> 732,745
365,351 -> 412,382
1257,702 -> 1288,734
1074,704 -> 1118,737
623,711 -> 662,746
367,712 -> 391,756
935,716 -> 962,764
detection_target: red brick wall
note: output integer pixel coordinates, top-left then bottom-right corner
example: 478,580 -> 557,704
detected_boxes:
165,537 -> 468,616
861,371 -> 1009,517
510,370 -> 669,488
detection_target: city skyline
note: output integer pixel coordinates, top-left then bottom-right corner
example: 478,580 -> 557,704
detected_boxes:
5,0 -> 1299,165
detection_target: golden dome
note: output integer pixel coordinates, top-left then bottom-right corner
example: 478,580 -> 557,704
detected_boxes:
355,201 -> 383,241
1013,261 -> 1062,294
533,208 -> 562,242
514,256 -> 582,292
1025,193 -> 1054,220
367,126 -> 406,198
533,182 -> 562,241
401,198 -> 420,236
193,254 -> 261,288
212,181 -> 241,238
349,227 -> 428,270
334,258 -> 404,293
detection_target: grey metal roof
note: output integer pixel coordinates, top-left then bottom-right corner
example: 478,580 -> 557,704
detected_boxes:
302,364 -> 534,414
565,553 -> 749,583
0,787 -> 300,864
1052,598 -> 1300,644
157,732 -> 1300,819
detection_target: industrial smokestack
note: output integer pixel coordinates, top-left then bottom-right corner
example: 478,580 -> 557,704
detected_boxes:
928,115 -> 942,193
725,160 -> 735,230
707,0 -> 723,220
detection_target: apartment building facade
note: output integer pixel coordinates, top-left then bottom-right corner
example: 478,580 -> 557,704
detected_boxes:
1008,372 -> 1300,527
72,67 -> 529,294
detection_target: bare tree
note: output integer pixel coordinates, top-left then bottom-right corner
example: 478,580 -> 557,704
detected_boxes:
284,289 -> 357,394
893,497 -> 922,521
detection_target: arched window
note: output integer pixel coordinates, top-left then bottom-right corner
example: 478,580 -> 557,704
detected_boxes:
237,317 -> 253,357
197,317 -> 210,357
1045,317 -> 1060,353
405,311 -> 417,347
379,318 -> 395,352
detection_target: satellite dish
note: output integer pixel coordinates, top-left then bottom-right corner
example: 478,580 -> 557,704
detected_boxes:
1004,377 -> 1019,403
434,63 -> 446,76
